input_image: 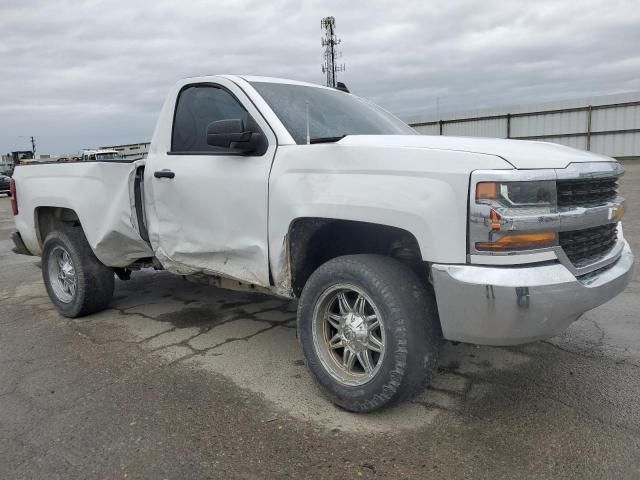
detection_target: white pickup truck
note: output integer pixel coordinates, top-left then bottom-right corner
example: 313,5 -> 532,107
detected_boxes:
10,76 -> 634,412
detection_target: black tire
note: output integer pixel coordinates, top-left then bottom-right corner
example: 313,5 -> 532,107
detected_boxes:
42,226 -> 115,318
297,254 -> 440,412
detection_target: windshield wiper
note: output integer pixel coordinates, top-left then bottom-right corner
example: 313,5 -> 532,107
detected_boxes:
309,135 -> 346,144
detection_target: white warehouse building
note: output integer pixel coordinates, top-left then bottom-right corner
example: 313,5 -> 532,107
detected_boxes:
99,142 -> 150,160
404,91 -> 640,161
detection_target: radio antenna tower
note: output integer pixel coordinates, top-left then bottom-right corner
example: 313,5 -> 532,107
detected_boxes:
321,16 -> 344,88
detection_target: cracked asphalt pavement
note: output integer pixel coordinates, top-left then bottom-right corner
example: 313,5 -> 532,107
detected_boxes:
1,163 -> 640,479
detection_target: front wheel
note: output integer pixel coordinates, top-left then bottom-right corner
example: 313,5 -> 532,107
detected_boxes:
297,254 -> 440,412
42,226 -> 115,317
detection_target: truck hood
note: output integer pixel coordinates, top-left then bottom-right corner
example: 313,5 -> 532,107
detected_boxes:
338,135 -> 615,170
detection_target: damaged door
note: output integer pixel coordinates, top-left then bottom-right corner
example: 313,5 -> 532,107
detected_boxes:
144,79 -> 276,286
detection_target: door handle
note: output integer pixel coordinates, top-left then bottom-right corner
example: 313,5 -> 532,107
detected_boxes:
154,170 -> 175,179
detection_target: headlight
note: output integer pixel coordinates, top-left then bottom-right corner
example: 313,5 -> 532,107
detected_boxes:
470,175 -> 558,254
475,180 -> 556,207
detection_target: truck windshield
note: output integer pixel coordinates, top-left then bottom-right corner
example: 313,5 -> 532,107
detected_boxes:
250,82 -> 416,144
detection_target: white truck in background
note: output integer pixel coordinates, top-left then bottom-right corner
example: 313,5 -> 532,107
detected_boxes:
10,76 -> 634,412
81,149 -> 124,162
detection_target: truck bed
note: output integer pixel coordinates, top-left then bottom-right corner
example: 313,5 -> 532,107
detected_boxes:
13,161 -> 153,267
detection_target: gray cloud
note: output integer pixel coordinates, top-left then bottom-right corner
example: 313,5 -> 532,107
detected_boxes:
1,0 -> 639,153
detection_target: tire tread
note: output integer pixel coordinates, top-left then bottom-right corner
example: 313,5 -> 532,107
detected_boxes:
298,254 -> 440,412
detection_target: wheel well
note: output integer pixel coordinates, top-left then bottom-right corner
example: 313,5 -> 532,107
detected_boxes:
35,207 -> 81,247
288,218 -> 425,297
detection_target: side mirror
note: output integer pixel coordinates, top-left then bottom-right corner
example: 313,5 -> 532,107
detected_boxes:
206,119 -> 266,155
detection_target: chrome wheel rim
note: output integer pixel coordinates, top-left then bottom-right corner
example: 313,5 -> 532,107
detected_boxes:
48,246 -> 76,303
312,284 -> 386,386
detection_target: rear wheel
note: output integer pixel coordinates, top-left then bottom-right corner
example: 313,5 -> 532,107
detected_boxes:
42,227 -> 115,317
298,254 -> 440,412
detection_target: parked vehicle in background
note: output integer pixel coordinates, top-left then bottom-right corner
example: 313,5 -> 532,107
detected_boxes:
81,150 -> 124,162
9,75 -> 634,412
11,151 -> 33,166
0,174 -> 10,196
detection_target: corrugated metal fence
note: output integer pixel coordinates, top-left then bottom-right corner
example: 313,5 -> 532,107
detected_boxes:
405,92 -> 640,160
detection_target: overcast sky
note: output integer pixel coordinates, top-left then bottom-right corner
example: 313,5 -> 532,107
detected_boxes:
1,0 -> 639,154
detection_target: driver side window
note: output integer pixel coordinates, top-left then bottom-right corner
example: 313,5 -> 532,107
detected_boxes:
171,85 -> 249,153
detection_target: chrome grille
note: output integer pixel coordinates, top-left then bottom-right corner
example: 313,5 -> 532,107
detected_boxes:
559,223 -> 618,267
556,176 -> 618,208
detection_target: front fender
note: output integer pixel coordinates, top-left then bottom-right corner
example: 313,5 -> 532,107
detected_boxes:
267,144 -> 512,291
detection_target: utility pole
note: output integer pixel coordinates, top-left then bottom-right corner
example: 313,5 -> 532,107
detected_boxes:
321,16 -> 345,88
30,136 -> 36,159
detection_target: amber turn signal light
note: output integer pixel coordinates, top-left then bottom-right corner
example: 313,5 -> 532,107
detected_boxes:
476,182 -> 498,201
475,231 -> 557,251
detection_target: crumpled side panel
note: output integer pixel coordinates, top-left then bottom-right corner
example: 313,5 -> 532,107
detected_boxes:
90,161 -> 154,266
153,245 -> 266,287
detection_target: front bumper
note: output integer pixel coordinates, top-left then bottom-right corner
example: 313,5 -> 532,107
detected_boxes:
431,240 -> 634,346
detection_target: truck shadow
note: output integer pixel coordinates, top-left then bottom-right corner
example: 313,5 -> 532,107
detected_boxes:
106,270 -> 639,433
